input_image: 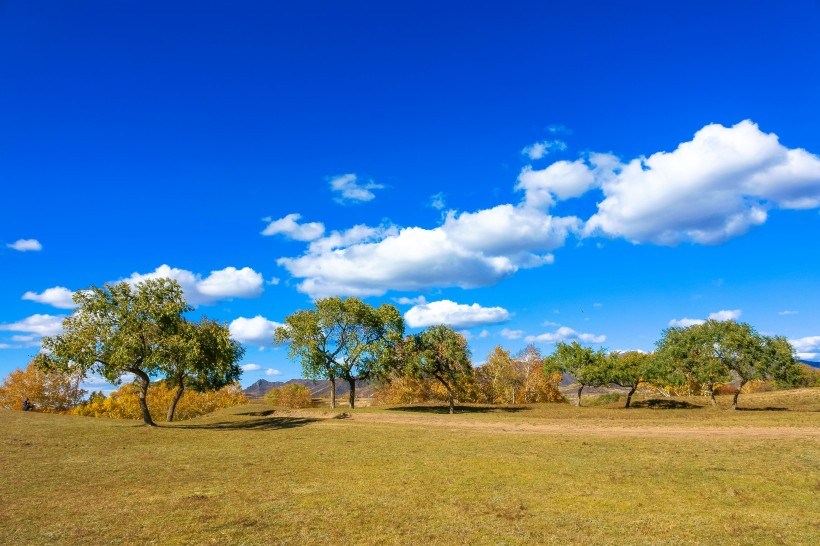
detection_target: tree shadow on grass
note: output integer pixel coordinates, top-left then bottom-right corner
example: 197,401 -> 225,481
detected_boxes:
630,399 -> 703,410
167,416 -> 320,431
387,405 -> 530,415
735,407 -> 789,412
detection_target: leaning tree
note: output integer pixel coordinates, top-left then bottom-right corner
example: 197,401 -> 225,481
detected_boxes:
407,324 -> 473,414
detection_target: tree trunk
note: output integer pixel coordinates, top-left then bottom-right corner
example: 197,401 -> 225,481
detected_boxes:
625,385 -> 637,408
576,385 -> 584,407
732,380 -> 747,410
132,369 -> 156,427
708,383 -> 717,407
435,374 -> 455,414
348,378 -> 356,409
167,383 -> 185,422
330,376 -> 336,409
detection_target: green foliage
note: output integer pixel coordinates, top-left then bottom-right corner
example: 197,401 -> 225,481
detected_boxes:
35,278 -> 192,425
405,325 -> 473,413
544,341 -> 607,405
602,351 -> 658,407
274,297 -> 404,408
265,383 -> 313,409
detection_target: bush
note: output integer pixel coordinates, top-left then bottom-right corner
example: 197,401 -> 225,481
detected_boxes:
266,383 -> 313,408
0,361 -> 85,412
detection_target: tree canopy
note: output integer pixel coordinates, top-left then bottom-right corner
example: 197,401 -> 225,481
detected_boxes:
406,325 -> 473,414
543,341 -> 607,406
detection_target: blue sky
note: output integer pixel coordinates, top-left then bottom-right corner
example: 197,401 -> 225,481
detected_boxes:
2,0 -> 819,389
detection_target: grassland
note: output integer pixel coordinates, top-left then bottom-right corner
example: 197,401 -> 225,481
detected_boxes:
1,389 -> 818,545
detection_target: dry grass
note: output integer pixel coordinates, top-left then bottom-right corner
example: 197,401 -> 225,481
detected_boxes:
1,389 -> 818,545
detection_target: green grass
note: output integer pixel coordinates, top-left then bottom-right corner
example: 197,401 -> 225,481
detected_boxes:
1,389 -> 819,545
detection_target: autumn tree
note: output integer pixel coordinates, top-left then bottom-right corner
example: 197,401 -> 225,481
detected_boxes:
543,341 -> 606,406
516,344 -> 564,403
406,325 -> 472,414
0,360 -> 85,412
161,317 -> 244,422
266,383 -> 313,408
275,297 -> 404,409
477,346 -> 522,404
36,279 -> 191,426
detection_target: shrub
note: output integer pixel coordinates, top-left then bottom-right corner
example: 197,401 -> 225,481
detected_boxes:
0,361 -> 85,412
266,383 -> 313,408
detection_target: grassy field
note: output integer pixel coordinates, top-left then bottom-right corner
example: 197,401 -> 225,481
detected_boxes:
1,390 -> 818,545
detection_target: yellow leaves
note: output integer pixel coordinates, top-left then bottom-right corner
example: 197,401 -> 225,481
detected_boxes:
73,381 -> 247,421
0,360 -> 84,412
265,383 -> 313,408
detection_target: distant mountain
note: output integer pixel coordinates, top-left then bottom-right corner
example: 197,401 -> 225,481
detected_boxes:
243,378 -> 376,399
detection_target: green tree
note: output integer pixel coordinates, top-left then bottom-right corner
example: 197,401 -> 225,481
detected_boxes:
161,317 -> 244,422
275,297 -> 404,409
603,351 -> 655,408
406,325 -> 472,414
544,341 -> 606,406
36,279 -> 191,426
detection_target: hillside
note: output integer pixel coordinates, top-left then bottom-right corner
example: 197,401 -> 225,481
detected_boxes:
244,378 -> 376,399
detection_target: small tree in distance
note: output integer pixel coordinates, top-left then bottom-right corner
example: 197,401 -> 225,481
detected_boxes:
406,325 -> 473,414
543,341 -> 606,406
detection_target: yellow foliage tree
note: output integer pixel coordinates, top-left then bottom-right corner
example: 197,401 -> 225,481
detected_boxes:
0,361 -> 85,412
265,383 -> 313,408
74,380 -> 246,421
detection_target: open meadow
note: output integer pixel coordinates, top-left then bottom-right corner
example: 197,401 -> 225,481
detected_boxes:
2,389 -> 819,545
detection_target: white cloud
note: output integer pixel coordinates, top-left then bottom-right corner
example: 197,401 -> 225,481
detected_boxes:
500,328 -> 524,340
229,315 -> 283,346
521,139 -> 567,160
593,302 -> 603,308
241,363 -> 262,372
329,173 -> 384,203
429,192 -> 446,210
393,296 -> 427,306
261,213 -> 325,241
669,309 -> 742,328
122,265 -> 264,305
267,277 -> 281,286
707,309 -> 742,321
516,159 -> 598,209
789,336 -> 820,359
0,314 -> 65,337
22,286 -> 76,309
668,318 -> 706,328
585,120 -> 820,245
265,368 -> 282,376
525,326 -> 606,344
404,300 -> 511,329
778,310 -> 799,316
7,239 -> 42,252
278,204 -> 578,298
478,329 -> 491,339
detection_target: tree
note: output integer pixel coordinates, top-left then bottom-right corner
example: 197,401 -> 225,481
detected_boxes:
603,351 -> 655,408
0,360 -> 85,412
266,383 -> 313,408
477,346 -> 522,404
516,345 -> 564,404
36,279 -> 191,426
275,297 -> 404,409
406,325 -> 472,414
656,320 -> 798,409
161,317 -> 244,422
543,341 -> 606,406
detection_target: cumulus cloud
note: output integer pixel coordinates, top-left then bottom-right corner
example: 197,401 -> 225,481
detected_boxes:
265,368 -> 282,376
669,309 -> 742,327
521,140 -> 567,160
7,239 -> 42,252
241,363 -> 262,372
0,314 -> 65,338
500,328 -> 524,340
585,120 -> 820,245
122,265 -> 263,305
22,286 -> 76,309
261,213 -> 325,241
229,315 -> 283,346
404,300 -> 510,329
329,173 -> 384,203
525,326 -> 606,344
279,204 -> 579,298
790,336 -> 820,361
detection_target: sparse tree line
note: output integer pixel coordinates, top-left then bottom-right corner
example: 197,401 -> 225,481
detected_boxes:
1,281 -> 814,423
273,297 -> 809,412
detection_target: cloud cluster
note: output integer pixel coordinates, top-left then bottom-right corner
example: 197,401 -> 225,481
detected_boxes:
261,213 -> 325,241
122,265 -> 264,305
789,336 -> 820,361
329,173 -> 384,204
668,309 -> 742,328
521,139 -> 567,160
7,239 -> 42,252
229,315 -> 283,346
22,287 -> 76,309
525,326 -> 606,344
0,314 -> 65,348
404,300 -> 510,329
